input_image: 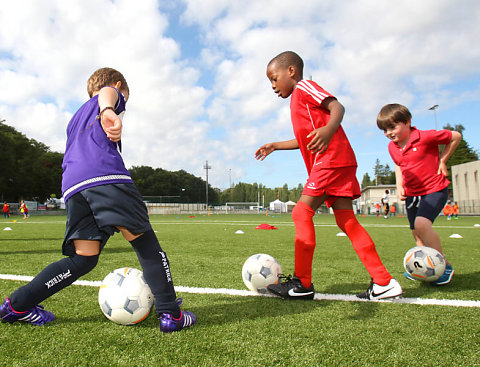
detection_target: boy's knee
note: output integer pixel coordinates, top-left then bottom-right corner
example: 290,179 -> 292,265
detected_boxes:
333,209 -> 356,232
71,254 -> 99,276
414,217 -> 432,233
292,202 -> 316,248
118,226 -> 143,242
292,201 -> 315,222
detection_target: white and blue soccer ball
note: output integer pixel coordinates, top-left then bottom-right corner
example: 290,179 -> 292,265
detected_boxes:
403,246 -> 446,282
98,267 -> 154,325
242,254 -> 282,293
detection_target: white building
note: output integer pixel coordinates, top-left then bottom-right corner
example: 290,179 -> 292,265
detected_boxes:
451,160 -> 480,214
359,184 -> 404,215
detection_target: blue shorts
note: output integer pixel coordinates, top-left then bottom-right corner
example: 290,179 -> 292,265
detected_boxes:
405,188 -> 448,230
62,183 -> 152,256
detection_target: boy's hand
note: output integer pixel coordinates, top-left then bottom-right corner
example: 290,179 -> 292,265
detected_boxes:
397,187 -> 407,201
101,109 -> 122,142
306,125 -> 335,153
438,161 -> 448,176
255,143 -> 275,161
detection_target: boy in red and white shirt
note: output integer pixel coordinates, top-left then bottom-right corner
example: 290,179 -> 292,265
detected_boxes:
255,51 -> 402,300
377,103 -> 461,285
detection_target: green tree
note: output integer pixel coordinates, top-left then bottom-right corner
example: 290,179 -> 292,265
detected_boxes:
373,159 -> 395,185
129,166 -> 219,204
0,121 -> 63,202
361,173 -> 374,188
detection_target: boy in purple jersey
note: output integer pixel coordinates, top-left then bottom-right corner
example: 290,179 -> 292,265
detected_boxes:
0,68 -> 195,332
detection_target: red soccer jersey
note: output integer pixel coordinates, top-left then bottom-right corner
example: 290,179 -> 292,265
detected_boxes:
388,127 -> 452,196
290,80 -> 357,175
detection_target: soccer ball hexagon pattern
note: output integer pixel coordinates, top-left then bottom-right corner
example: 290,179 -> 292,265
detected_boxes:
242,253 -> 282,293
403,246 -> 446,282
98,267 -> 154,325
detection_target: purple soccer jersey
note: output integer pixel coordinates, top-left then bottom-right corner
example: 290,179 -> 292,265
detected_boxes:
61,88 -> 133,201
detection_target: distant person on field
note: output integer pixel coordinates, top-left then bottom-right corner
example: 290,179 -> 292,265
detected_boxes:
255,51 -> 402,301
381,190 -> 390,219
377,103 -> 461,285
452,201 -> 459,219
0,68 -> 195,332
442,201 -> 453,220
19,200 -> 28,219
390,204 -> 396,217
2,202 -> 10,218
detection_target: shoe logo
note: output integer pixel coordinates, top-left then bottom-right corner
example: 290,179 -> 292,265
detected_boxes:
371,287 -> 394,298
288,289 -> 314,297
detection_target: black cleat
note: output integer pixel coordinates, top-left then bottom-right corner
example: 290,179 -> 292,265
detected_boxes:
267,275 -> 315,300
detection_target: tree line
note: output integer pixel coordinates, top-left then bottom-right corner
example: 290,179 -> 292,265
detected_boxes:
0,121 -> 63,202
1,120 -> 477,204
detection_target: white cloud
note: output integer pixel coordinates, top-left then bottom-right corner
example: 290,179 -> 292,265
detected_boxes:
1,0 -> 479,190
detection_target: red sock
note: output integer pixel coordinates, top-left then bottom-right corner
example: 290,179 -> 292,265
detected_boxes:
292,201 -> 316,288
334,209 -> 392,285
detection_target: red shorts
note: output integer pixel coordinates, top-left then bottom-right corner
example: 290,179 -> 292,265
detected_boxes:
302,166 -> 361,208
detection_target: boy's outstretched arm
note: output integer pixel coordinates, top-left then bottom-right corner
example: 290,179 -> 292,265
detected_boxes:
98,87 -> 122,142
307,97 -> 345,153
438,131 -> 462,175
255,139 -> 298,161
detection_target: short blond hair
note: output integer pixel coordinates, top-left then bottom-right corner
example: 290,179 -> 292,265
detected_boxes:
87,67 -> 129,98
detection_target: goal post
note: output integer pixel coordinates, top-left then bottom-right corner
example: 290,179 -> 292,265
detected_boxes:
225,202 -> 261,214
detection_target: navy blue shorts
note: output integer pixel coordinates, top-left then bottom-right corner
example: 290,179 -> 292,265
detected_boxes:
405,187 -> 448,230
62,183 -> 152,256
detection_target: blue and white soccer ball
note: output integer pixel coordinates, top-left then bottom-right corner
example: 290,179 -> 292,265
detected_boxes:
403,246 -> 446,282
242,254 -> 282,293
98,267 -> 154,325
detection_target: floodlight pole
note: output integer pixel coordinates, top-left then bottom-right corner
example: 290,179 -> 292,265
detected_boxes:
204,160 -> 212,208
429,104 -> 439,130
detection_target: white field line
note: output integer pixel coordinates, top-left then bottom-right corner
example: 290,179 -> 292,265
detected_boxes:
1,273 -> 479,308
2,219 -> 478,230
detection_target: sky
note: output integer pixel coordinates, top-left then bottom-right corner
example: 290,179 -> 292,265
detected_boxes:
1,0 -> 479,191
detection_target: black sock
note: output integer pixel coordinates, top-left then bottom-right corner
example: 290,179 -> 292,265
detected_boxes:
10,254 -> 99,312
130,230 -> 180,317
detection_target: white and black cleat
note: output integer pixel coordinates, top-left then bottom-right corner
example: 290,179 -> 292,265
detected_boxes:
357,278 -> 403,301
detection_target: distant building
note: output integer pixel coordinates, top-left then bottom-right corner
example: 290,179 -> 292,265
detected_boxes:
451,160 -> 480,214
359,184 -> 404,215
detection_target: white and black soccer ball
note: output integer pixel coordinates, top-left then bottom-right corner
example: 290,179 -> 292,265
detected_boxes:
403,246 -> 446,282
98,267 -> 154,325
242,254 -> 282,293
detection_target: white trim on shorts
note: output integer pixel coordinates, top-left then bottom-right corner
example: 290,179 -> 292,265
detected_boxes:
63,175 -> 132,198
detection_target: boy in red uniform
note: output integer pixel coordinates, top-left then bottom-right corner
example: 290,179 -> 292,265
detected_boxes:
390,204 -> 396,217
2,202 -> 10,218
452,202 -> 459,219
255,51 -> 402,300
377,103 -> 461,285
442,201 -> 453,220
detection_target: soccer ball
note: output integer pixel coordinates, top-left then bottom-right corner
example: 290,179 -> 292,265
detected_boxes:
242,254 -> 282,293
98,267 -> 154,325
403,246 -> 446,282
